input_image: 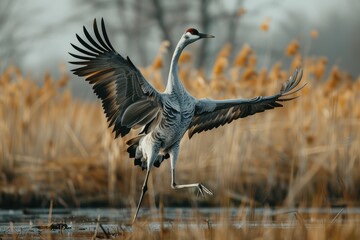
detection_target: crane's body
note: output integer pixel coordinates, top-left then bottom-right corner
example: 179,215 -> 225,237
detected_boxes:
69,18 -> 305,224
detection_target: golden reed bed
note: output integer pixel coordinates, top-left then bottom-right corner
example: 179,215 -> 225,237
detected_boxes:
0,42 -> 359,212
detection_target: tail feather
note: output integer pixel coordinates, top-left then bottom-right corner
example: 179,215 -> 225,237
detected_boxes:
153,153 -> 170,168
127,145 -> 137,158
126,135 -> 144,146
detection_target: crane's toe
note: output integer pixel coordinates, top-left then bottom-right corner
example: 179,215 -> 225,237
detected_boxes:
197,183 -> 213,197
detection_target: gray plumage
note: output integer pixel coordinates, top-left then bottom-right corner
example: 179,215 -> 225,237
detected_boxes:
69,18 -> 305,223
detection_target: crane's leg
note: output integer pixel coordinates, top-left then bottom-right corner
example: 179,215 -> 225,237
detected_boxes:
132,141 -> 159,224
132,167 -> 151,224
169,145 -> 213,197
171,169 -> 213,196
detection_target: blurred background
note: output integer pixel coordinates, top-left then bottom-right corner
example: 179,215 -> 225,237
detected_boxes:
1,0 -> 360,210
1,0 -> 359,96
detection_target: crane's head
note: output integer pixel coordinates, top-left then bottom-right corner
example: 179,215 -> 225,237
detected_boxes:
181,28 -> 214,45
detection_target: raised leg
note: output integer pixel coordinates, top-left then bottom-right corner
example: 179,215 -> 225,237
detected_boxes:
132,167 -> 151,224
169,145 -> 213,197
171,169 -> 213,196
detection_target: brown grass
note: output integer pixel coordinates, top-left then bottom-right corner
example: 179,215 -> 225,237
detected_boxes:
1,42 -> 360,224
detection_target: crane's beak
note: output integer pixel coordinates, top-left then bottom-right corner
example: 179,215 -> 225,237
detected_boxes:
199,33 -> 215,39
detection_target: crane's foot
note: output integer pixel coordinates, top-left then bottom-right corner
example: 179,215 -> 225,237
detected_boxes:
171,182 -> 213,197
196,183 -> 213,197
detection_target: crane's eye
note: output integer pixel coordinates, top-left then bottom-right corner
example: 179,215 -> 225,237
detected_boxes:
185,28 -> 199,35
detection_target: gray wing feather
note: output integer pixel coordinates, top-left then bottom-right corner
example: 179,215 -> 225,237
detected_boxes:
69,18 -> 161,138
188,68 -> 305,138
121,100 -> 159,128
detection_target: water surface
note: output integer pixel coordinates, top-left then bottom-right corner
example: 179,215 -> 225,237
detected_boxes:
1,207 -> 359,238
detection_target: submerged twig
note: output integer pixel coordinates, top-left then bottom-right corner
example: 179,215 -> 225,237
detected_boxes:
92,215 -> 101,240
99,223 -> 111,239
330,208 -> 344,224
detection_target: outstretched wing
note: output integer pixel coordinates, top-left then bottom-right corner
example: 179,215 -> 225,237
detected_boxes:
188,68 -> 305,138
69,18 -> 162,138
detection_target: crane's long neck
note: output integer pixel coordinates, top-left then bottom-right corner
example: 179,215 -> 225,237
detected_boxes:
165,41 -> 186,94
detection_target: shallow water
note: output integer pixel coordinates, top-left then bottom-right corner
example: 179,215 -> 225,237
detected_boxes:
1,207 -> 359,238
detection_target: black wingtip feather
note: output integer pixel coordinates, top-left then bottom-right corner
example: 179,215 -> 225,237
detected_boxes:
76,33 -> 101,55
68,61 -> 87,65
68,52 -> 94,61
93,18 -> 112,52
70,43 -> 98,57
101,18 -> 115,51
83,25 -> 106,53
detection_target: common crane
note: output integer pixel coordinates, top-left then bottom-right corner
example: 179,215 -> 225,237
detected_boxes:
69,18 -> 304,223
